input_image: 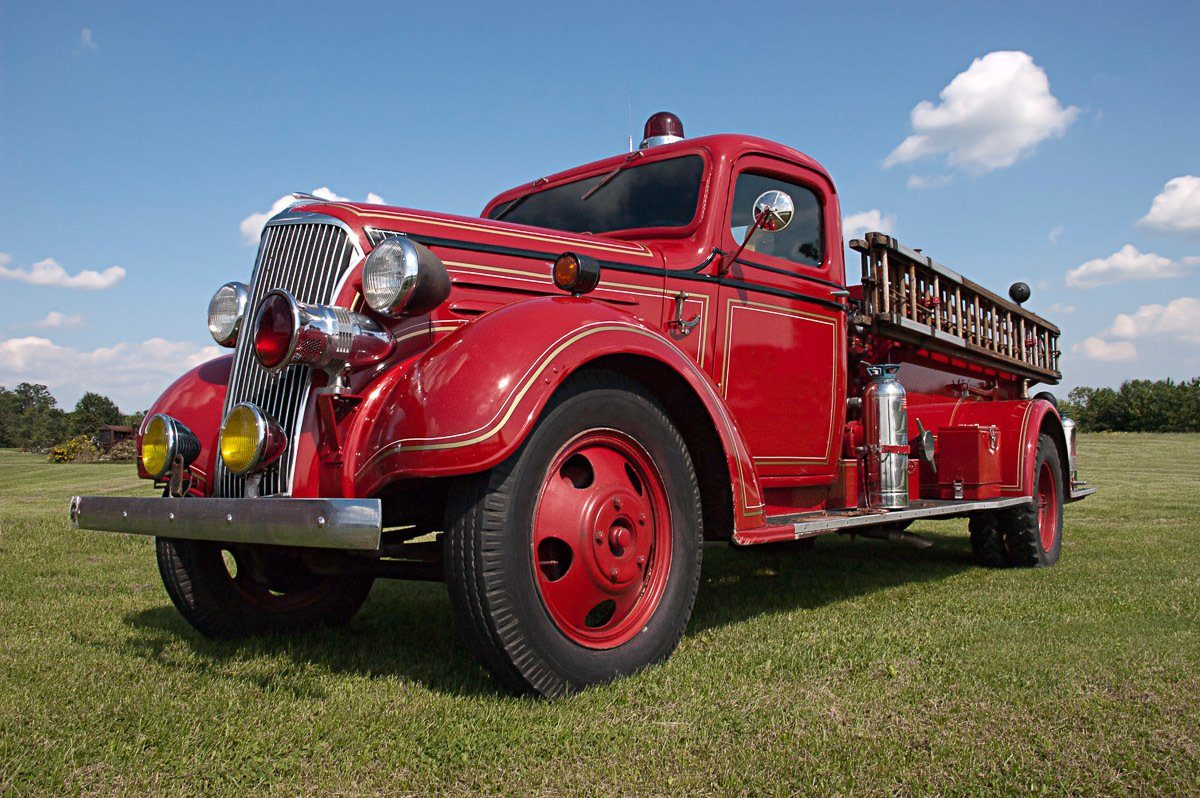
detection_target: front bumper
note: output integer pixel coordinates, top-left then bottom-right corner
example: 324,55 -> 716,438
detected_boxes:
69,496 -> 382,550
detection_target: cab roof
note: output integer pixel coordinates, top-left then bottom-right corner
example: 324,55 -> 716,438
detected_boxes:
484,133 -> 836,214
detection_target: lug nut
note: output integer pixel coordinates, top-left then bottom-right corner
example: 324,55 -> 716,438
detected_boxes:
636,556 -> 645,568
613,497 -> 622,510
595,530 -> 604,544
638,514 -> 647,526
609,568 -> 620,581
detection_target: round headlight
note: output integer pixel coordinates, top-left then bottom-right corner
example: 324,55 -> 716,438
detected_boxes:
219,403 -> 286,476
141,413 -> 201,479
362,236 -> 451,317
208,282 -> 249,347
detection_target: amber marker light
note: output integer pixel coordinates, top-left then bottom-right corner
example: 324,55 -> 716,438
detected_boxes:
552,252 -> 601,295
218,403 -> 287,476
140,414 -> 201,479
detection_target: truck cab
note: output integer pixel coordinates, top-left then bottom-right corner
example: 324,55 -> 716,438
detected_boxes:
71,113 -> 1093,696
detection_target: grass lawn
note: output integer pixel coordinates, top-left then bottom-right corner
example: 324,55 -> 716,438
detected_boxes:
0,435 -> 1196,796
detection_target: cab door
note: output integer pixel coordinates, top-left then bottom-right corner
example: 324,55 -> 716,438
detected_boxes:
713,155 -> 847,483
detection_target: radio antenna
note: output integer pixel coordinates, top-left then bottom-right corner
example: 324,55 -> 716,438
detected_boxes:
626,89 -> 633,152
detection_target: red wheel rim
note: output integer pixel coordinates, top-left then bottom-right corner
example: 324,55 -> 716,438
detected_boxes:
531,429 -> 673,649
1036,461 -> 1059,551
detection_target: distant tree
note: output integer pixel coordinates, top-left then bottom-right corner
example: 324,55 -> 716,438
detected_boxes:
1065,378 -> 1200,432
8,383 -> 68,450
122,410 -> 147,431
0,386 -> 17,447
70,392 -> 123,436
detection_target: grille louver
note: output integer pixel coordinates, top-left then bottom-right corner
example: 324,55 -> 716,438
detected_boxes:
215,219 -> 357,497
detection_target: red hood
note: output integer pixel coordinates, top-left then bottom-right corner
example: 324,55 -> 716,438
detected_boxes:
290,200 -> 665,268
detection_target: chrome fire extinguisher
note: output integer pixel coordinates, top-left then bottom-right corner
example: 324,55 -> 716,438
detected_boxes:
863,363 -> 909,509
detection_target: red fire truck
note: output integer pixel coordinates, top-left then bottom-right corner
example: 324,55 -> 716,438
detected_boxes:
71,113 -> 1094,696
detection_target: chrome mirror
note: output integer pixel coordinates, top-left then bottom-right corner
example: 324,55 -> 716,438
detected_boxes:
720,189 -> 797,275
752,190 -> 794,233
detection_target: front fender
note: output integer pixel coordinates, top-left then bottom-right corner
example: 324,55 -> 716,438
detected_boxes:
345,296 -> 765,526
138,355 -> 232,492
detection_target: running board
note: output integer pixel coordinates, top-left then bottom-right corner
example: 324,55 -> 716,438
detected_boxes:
1068,483 -> 1096,502
734,496 -> 1031,546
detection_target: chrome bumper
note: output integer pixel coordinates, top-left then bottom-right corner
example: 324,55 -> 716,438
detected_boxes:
69,496 -> 382,550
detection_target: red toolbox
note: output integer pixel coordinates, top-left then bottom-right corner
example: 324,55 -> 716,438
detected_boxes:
935,425 -> 1001,500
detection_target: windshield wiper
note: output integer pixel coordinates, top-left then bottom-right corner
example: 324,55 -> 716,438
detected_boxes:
494,177 -> 548,221
580,150 -> 643,202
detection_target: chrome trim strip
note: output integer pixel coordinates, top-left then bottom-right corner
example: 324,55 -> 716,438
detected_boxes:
69,496 -> 382,551
778,496 -> 1033,538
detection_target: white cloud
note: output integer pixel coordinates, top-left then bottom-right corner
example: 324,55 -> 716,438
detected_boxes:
78,28 -> 97,50
33,311 -> 85,329
1048,302 -> 1074,314
884,51 -> 1078,176
1065,244 -> 1192,288
906,174 -> 953,190
843,209 -> 896,240
1049,225 -> 1065,244
1105,297 -> 1200,343
239,187 -> 386,245
0,255 -> 125,290
0,336 -> 221,411
1138,176 -> 1200,236
1072,336 -> 1137,362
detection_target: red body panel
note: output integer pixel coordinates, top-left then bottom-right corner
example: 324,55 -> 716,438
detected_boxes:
344,296 -> 767,530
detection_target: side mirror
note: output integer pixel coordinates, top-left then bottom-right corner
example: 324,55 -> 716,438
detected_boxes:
752,190 -> 794,233
721,189 -> 795,275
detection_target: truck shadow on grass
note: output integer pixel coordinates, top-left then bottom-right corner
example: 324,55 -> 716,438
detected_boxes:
121,525 -> 974,697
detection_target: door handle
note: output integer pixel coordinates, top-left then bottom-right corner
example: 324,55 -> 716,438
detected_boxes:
668,291 -> 701,336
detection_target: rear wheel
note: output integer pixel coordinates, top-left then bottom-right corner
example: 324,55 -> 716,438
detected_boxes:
1001,434 -> 1064,567
444,373 -> 703,697
156,538 -> 374,638
968,513 -> 1007,567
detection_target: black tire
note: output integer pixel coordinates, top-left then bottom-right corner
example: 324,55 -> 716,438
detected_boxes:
1000,433 -> 1064,567
444,371 -> 704,697
968,513 -> 1007,567
156,538 -> 374,638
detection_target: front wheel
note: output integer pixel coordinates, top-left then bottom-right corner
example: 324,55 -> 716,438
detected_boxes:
444,372 -> 703,697
156,538 -> 374,638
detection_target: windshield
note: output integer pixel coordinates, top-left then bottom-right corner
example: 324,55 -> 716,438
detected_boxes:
487,155 -> 704,234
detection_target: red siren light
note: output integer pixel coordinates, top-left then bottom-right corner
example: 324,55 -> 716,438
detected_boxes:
639,112 -> 685,149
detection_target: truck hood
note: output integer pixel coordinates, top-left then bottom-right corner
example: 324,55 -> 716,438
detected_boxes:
291,200 -> 666,270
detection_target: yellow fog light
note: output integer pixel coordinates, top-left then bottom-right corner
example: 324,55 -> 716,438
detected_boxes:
219,403 -> 286,475
140,414 -> 200,479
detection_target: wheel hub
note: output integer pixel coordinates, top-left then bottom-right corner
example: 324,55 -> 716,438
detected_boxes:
531,430 -> 673,649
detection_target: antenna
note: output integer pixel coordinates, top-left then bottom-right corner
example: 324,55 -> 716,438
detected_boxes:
626,89 -> 633,153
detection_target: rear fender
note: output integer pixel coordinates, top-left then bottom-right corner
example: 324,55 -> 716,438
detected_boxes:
138,355 -> 232,493
948,397 -> 1064,497
346,296 -> 766,528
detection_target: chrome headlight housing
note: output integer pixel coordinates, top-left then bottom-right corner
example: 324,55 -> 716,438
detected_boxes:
207,281 -> 249,347
362,236 -> 451,317
141,413 -> 201,479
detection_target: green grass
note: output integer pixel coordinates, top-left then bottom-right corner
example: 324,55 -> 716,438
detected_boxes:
1,436 -> 1197,797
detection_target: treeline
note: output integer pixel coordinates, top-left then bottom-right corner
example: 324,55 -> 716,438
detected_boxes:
0,383 -> 145,451
1061,378 -> 1200,432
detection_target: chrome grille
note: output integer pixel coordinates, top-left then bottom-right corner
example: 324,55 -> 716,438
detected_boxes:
215,218 -> 357,498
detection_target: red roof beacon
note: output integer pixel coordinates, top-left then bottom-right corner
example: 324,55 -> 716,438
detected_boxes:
639,111 -> 685,148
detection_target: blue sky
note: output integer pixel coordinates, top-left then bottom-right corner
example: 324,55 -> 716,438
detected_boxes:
2,0 -> 1198,411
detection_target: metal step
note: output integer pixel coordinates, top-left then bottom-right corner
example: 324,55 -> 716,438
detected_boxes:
765,496 -> 1031,539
